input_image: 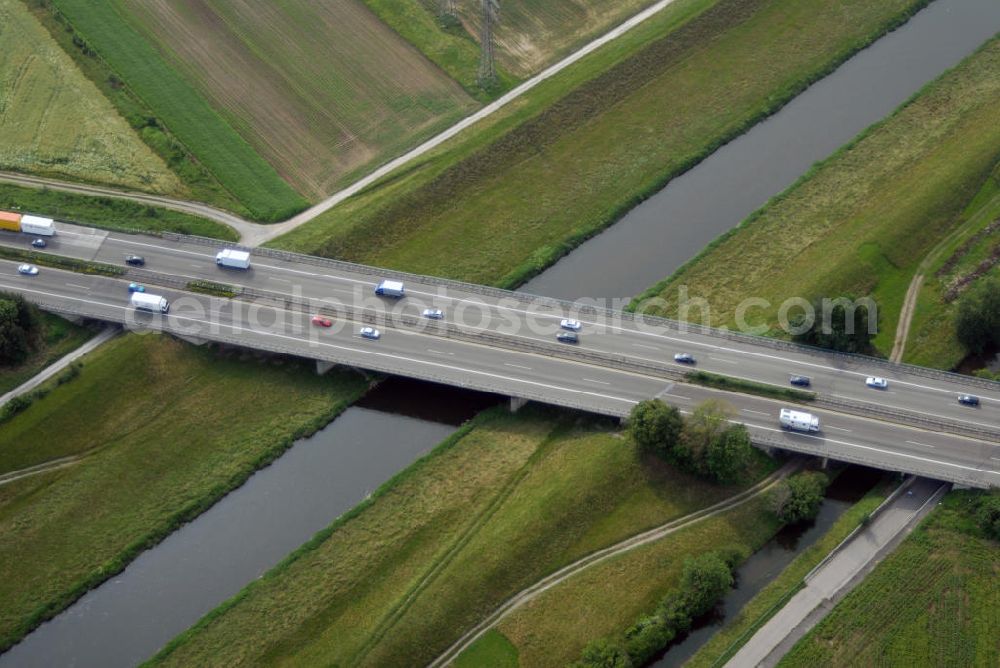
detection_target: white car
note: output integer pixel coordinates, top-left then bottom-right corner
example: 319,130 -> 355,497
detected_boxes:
422,308 -> 444,320
560,318 -> 582,331
359,326 -> 381,340
17,264 -> 39,276
865,376 -> 888,389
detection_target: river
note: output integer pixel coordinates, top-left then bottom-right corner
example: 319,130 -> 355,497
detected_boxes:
522,0 -> 1000,300
0,379 -> 499,668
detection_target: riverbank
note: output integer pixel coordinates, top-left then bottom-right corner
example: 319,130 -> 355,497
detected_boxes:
634,35 -> 1000,357
148,408 -> 778,666
0,334 -> 367,652
270,0 -> 927,288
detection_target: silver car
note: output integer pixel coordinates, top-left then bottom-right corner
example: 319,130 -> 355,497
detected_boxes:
17,264 -> 39,276
359,326 -> 381,340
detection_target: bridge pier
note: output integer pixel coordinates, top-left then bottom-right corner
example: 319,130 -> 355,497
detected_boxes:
316,360 -> 336,376
820,456 -> 829,470
509,396 -> 529,413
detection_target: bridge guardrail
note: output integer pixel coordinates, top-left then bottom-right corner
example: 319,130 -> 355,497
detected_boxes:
158,231 -> 1000,393
119,266 -> 1000,444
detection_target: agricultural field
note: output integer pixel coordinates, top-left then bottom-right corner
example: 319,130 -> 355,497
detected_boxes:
778,491 -> 1000,668
272,0 -> 929,288
636,35 -> 1000,359
51,0 -> 477,207
0,0 -> 179,193
149,408 -> 776,666
0,334 -> 368,651
0,312 -> 94,396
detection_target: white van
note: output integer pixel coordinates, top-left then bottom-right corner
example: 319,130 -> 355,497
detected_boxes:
130,292 -> 169,314
779,408 -> 820,433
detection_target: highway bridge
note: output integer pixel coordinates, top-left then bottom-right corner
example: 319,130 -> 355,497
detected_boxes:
1,224 -> 998,488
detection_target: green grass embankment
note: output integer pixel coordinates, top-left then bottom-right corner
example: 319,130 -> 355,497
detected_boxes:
42,1 -> 307,221
0,334 -> 368,652
634,36 -> 1000,359
686,371 -> 816,403
272,0 -> 929,288
778,491 -> 1000,667
0,183 -> 238,240
148,409 -> 777,667
0,312 -> 94,396
683,478 -> 893,668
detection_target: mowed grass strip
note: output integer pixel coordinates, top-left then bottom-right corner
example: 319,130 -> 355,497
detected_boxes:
149,411 -> 776,667
0,183 -> 237,240
777,491 -> 1000,668
272,0 -> 929,288
0,0 -> 179,193
0,334 -> 368,651
120,0 -> 477,200
48,0 -> 307,221
635,36 -> 1000,357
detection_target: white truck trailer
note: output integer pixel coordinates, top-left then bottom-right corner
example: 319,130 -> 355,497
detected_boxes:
779,408 -> 820,433
19,215 -> 56,236
375,280 -> 405,298
130,292 -> 169,314
216,249 -> 251,270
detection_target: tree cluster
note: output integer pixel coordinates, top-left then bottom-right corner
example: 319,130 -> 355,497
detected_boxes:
791,296 -> 875,354
628,399 -> 754,483
975,493 -> 1000,541
770,471 -> 829,524
956,276 -> 1000,356
0,293 -> 43,366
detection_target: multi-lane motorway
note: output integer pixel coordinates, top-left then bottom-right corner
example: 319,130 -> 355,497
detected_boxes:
1,224 -> 998,487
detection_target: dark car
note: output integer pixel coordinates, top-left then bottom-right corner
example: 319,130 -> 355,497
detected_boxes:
556,331 -> 579,344
125,255 -> 145,267
673,352 -> 695,364
958,394 -> 980,407
789,375 -> 811,387
31,238 -> 47,249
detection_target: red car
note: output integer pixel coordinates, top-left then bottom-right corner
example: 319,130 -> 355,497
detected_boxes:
311,315 -> 332,328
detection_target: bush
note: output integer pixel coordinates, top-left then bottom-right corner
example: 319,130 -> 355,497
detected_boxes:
705,424 -> 754,484
771,471 -> 829,524
573,638 -> 633,668
791,296 -> 876,354
0,293 -> 44,366
956,276 -> 1000,355
975,493 -> 1000,540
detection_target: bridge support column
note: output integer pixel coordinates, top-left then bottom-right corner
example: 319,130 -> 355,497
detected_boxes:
316,360 -> 337,376
820,457 -> 829,470
509,396 -> 529,413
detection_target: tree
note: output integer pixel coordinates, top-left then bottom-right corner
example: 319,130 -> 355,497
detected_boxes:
0,294 -> 43,366
771,471 -> 829,524
624,615 -> 674,666
678,551 -> 734,618
573,639 -> 633,668
705,424 -> 753,484
976,493 -> 1000,540
956,276 -> 1000,355
628,399 -> 683,460
678,400 -> 732,472
792,296 -> 876,354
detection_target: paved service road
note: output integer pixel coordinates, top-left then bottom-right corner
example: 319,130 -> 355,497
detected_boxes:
2,258 -> 998,488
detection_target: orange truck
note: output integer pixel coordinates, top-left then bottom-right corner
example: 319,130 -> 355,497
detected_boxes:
0,211 -> 22,232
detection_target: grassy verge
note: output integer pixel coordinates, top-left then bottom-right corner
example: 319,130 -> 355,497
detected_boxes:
686,370 -> 816,403
148,409 -> 777,666
0,246 -> 122,276
684,478 -> 893,668
40,1 -> 307,221
271,0 -> 929,288
634,36 -> 1000,358
0,0 -> 179,193
0,183 -> 237,240
778,491 -> 1000,667
0,312 -> 94,396
0,333 -> 368,651
185,281 -> 238,299
454,629 -> 519,668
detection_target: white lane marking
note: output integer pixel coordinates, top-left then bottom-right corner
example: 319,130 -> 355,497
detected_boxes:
269,277 -> 291,283
741,409 -> 770,417
504,363 -> 532,370
906,440 -> 935,449
661,394 -> 690,401
583,378 -> 611,385
427,349 -> 454,356
190,263 -> 202,268
825,426 -> 852,433
710,356 -> 738,365
991,457 -> 1000,462
633,343 -> 659,351
65,283 -> 90,290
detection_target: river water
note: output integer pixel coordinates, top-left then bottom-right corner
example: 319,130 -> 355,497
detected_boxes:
0,379 -> 498,668
522,0 -> 1000,301
649,466 -> 883,668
